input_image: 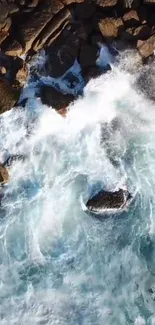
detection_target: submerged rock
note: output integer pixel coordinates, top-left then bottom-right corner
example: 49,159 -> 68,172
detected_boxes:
86,188 -> 132,213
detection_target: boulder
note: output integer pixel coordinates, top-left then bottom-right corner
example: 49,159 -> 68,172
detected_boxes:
74,1 -> 96,19
78,44 -> 98,68
0,79 -> 20,114
0,164 -> 9,184
40,85 -> 74,112
86,188 -> 132,213
21,0 -> 64,54
82,65 -> 106,83
137,35 -> 155,58
122,25 -> 151,41
5,40 -> 23,56
96,0 -> 118,8
33,8 -> 71,51
45,34 -> 79,77
98,17 -> 124,38
122,10 -> 140,27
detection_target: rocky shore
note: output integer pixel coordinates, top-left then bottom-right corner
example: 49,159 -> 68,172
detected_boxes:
0,0 -> 154,115
0,0 -> 155,200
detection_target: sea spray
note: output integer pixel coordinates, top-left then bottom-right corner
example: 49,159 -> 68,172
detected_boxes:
0,49 -> 155,324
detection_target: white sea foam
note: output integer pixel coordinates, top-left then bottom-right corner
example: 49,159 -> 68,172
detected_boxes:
0,46 -> 155,324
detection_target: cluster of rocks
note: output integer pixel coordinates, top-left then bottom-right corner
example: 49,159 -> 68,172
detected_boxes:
0,0 -> 154,116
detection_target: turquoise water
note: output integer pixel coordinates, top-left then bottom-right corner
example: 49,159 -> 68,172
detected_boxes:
0,52 -> 155,324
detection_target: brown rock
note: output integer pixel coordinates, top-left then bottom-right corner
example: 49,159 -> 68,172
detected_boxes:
21,0 -> 64,54
0,31 -> 8,45
5,40 -> 23,56
0,79 -> 20,114
74,1 -> 96,19
144,0 -> 155,3
1,17 -> 12,33
61,0 -> 84,4
15,62 -> 28,87
0,66 -> 6,75
0,164 -> 9,184
137,35 -> 155,58
33,8 -> 71,52
122,10 -> 140,27
40,85 -> 74,111
96,0 -> 118,7
122,25 -> 151,40
98,17 -> 124,38
78,44 -> 98,68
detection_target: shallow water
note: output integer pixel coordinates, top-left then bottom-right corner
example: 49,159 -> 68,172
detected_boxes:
0,49 -> 155,324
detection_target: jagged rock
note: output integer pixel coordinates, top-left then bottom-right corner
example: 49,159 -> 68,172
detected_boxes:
137,35 -> 155,58
5,40 -> 23,56
33,8 -> 71,52
21,0 -> 64,54
122,10 -> 140,27
0,164 -> 9,184
0,79 -> 20,114
98,17 -> 124,38
86,188 -> 132,213
45,34 -> 79,77
96,0 -> 118,7
40,85 -> 74,112
73,23 -> 93,41
74,1 -> 96,19
78,44 -> 98,68
122,25 -> 151,40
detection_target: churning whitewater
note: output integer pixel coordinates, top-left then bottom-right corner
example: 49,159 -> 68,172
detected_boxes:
1,48 -> 155,325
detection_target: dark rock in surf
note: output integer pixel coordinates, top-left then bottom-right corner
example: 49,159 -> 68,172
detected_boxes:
86,188 -> 132,213
40,85 -> 75,114
3,154 -> 26,167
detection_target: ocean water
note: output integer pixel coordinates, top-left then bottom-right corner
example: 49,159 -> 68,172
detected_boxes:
0,47 -> 155,324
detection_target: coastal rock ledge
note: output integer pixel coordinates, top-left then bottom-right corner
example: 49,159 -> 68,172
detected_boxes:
0,0 -> 154,115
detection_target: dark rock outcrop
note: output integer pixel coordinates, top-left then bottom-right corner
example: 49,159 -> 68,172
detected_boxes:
40,85 -> 75,114
0,79 -> 20,114
86,189 -> 132,213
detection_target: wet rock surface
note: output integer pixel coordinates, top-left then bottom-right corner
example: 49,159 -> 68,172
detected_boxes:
86,189 -> 132,213
40,85 -> 75,113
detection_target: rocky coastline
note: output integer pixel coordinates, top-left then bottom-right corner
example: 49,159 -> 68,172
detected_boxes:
0,0 -> 155,207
